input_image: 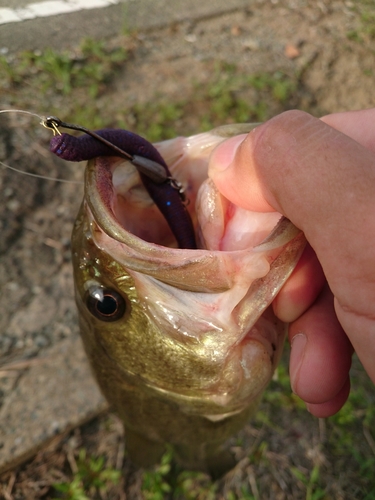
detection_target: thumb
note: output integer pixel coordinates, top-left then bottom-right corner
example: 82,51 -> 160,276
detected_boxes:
209,110 -> 375,382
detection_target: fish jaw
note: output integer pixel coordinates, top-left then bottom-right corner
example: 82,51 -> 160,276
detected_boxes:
72,123 -> 306,422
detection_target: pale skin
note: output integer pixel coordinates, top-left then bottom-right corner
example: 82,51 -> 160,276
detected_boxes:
208,108 -> 375,418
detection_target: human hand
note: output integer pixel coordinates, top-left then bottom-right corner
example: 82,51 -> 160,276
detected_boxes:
208,109 -> 375,417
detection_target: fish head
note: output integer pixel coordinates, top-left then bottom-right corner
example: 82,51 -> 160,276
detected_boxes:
72,124 -> 306,420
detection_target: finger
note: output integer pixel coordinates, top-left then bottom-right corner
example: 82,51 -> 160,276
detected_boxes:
209,110 -> 375,383
320,108 -> 375,153
209,130 -> 274,213
273,244 -> 325,323
289,286 -> 353,406
306,377 -> 350,418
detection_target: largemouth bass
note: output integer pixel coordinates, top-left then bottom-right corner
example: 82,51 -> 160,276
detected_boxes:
64,123 -> 305,476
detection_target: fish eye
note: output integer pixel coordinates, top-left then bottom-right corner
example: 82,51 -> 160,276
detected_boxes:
86,287 -> 127,322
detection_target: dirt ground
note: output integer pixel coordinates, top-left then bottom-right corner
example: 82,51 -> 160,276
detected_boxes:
1,0 -> 375,498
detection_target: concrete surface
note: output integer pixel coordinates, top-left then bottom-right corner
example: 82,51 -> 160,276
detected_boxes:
0,0 -> 250,53
0,336 -> 108,474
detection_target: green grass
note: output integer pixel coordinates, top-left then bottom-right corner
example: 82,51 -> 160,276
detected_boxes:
142,450 -> 173,499
141,449 -> 219,500
116,65 -> 297,141
346,0 -> 375,42
0,44 -> 298,140
52,449 -> 121,499
1,38 -> 127,97
0,38 -> 128,130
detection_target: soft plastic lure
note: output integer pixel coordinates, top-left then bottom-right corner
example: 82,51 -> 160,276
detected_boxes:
44,117 -> 197,249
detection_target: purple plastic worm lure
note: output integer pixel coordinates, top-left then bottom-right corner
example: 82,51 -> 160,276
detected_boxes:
47,119 -> 197,249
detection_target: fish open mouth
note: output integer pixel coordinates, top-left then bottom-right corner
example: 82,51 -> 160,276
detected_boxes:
100,130 -> 283,252
80,126 -> 306,408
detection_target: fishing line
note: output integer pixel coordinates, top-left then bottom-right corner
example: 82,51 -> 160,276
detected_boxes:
0,109 -> 84,185
0,109 -> 44,120
0,161 -> 84,183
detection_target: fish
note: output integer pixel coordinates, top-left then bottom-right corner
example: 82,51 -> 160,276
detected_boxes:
56,123 -> 306,477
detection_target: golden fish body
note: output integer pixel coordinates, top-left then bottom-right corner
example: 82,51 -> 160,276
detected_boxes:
71,124 -> 305,475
